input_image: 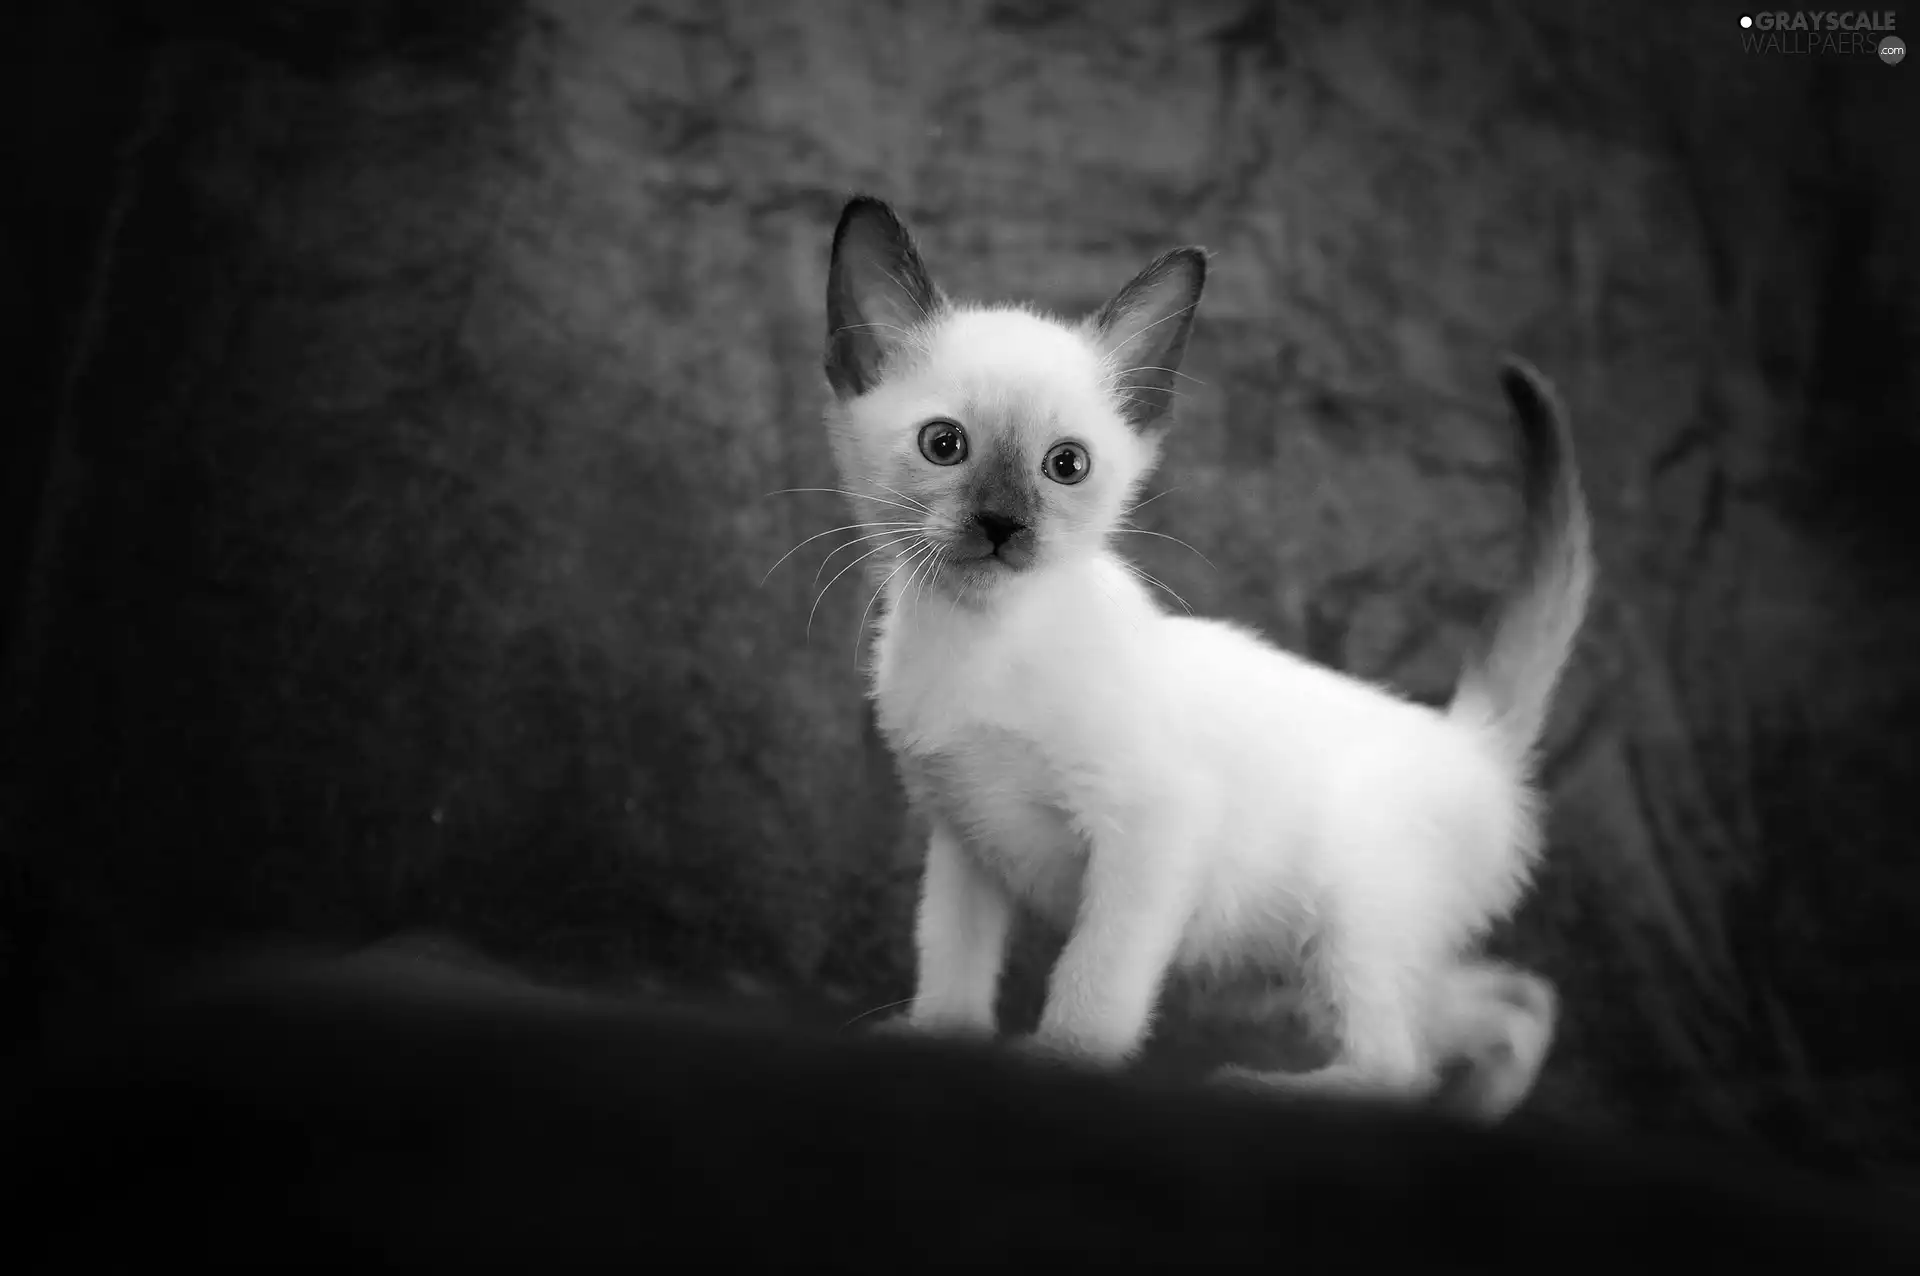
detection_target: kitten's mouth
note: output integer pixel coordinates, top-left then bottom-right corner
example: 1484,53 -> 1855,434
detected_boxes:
951,541 -> 1034,574
948,512 -> 1036,574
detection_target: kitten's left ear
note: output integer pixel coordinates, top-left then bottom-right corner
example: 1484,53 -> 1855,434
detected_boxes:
825,196 -> 946,399
1088,247 -> 1208,428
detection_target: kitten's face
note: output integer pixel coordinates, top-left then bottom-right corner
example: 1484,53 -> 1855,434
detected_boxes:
822,197 -> 1206,607
832,308 -> 1160,596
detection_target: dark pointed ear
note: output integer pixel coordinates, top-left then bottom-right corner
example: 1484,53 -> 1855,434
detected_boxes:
1088,247 -> 1207,427
825,197 -> 945,399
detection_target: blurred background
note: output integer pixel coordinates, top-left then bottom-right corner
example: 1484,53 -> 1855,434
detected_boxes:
3,0 -> 1915,1184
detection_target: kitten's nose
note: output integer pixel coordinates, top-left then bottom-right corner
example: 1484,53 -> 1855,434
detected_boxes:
973,510 -> 1026,549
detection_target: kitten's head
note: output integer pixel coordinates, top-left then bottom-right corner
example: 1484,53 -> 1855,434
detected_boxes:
821,196 -> 1206,607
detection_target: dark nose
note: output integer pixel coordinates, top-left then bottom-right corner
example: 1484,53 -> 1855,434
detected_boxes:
973,510 -> 1026,549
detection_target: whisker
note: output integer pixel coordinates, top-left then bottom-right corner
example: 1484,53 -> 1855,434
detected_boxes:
843,996 -> 915,1029
1104,364 -> 1207,388
864,544 -> 936,671
1099,303 -> 1198,365
761,520 -> 919,585
917,547 -> 946,613
812,526 -> 929,588
833,321 -> 919,340
877,266 -> 933,324
897,538 -> 943,608
863,479 -> 934,514
807,532 -> 923,640
853,539 -> 937,666
1122,561 -> 1194,614
767,487 -> 934,519
1117,526 -> 1217,572
891,547 -> 931,629
942,555 -> 970,626
1125,487 -> 1180,516
1108,382 -> 1187,400
901,544 -> 945,636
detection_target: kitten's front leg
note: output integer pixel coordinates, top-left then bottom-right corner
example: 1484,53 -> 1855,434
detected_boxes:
901,817 -> 1014,1039
1025,816 -> 1196,1064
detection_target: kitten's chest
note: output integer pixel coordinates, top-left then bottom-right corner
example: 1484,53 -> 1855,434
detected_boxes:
894,729 -> 1087,924
870,599 -> 1118,922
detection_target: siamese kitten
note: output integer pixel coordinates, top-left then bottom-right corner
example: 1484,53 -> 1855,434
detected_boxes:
819,196 -> 1594,1120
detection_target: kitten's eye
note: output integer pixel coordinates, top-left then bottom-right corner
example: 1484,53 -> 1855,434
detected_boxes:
918,419 -> 968,466
1042,441 -> 1090,485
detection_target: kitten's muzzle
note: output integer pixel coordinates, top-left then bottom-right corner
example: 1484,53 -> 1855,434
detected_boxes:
975,511 -> 1024,547
957,510 -> 1034,569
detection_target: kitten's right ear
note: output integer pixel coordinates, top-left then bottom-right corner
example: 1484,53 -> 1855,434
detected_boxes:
1089,247 -> 1207,428
826,196 -> 945,399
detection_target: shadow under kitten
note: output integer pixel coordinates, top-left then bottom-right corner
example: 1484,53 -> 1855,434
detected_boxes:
2,941 -> 1913,1271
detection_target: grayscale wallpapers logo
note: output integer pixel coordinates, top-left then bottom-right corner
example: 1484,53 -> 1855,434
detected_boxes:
1737,11 -> 1903,59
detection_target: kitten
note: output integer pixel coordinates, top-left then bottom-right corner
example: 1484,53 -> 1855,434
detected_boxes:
820,196 -> 1595,1120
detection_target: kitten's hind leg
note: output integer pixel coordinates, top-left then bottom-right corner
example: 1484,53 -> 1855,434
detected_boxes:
1214,959 -> 1559,1125
1212,933 -> 1439,1107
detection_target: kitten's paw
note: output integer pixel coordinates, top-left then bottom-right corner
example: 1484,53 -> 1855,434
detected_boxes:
1005,1031 -> 1112,1070
1003,1032 -> 1062,1060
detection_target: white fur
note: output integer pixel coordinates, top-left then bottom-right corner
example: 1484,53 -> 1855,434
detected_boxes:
873,524 -> 1533,1078
820,209 -> 1574,1117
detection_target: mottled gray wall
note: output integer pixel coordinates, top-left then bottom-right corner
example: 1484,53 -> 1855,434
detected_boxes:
5,0 -> 1916,1173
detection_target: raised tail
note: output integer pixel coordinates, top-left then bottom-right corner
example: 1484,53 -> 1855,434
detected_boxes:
1448,357 -> 1595,769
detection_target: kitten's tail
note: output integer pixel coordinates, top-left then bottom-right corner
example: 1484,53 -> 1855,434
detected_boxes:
1447,357 -> 1595,769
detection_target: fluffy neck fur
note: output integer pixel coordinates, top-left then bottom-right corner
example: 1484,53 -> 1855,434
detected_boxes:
820,196 -> 1594,1122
